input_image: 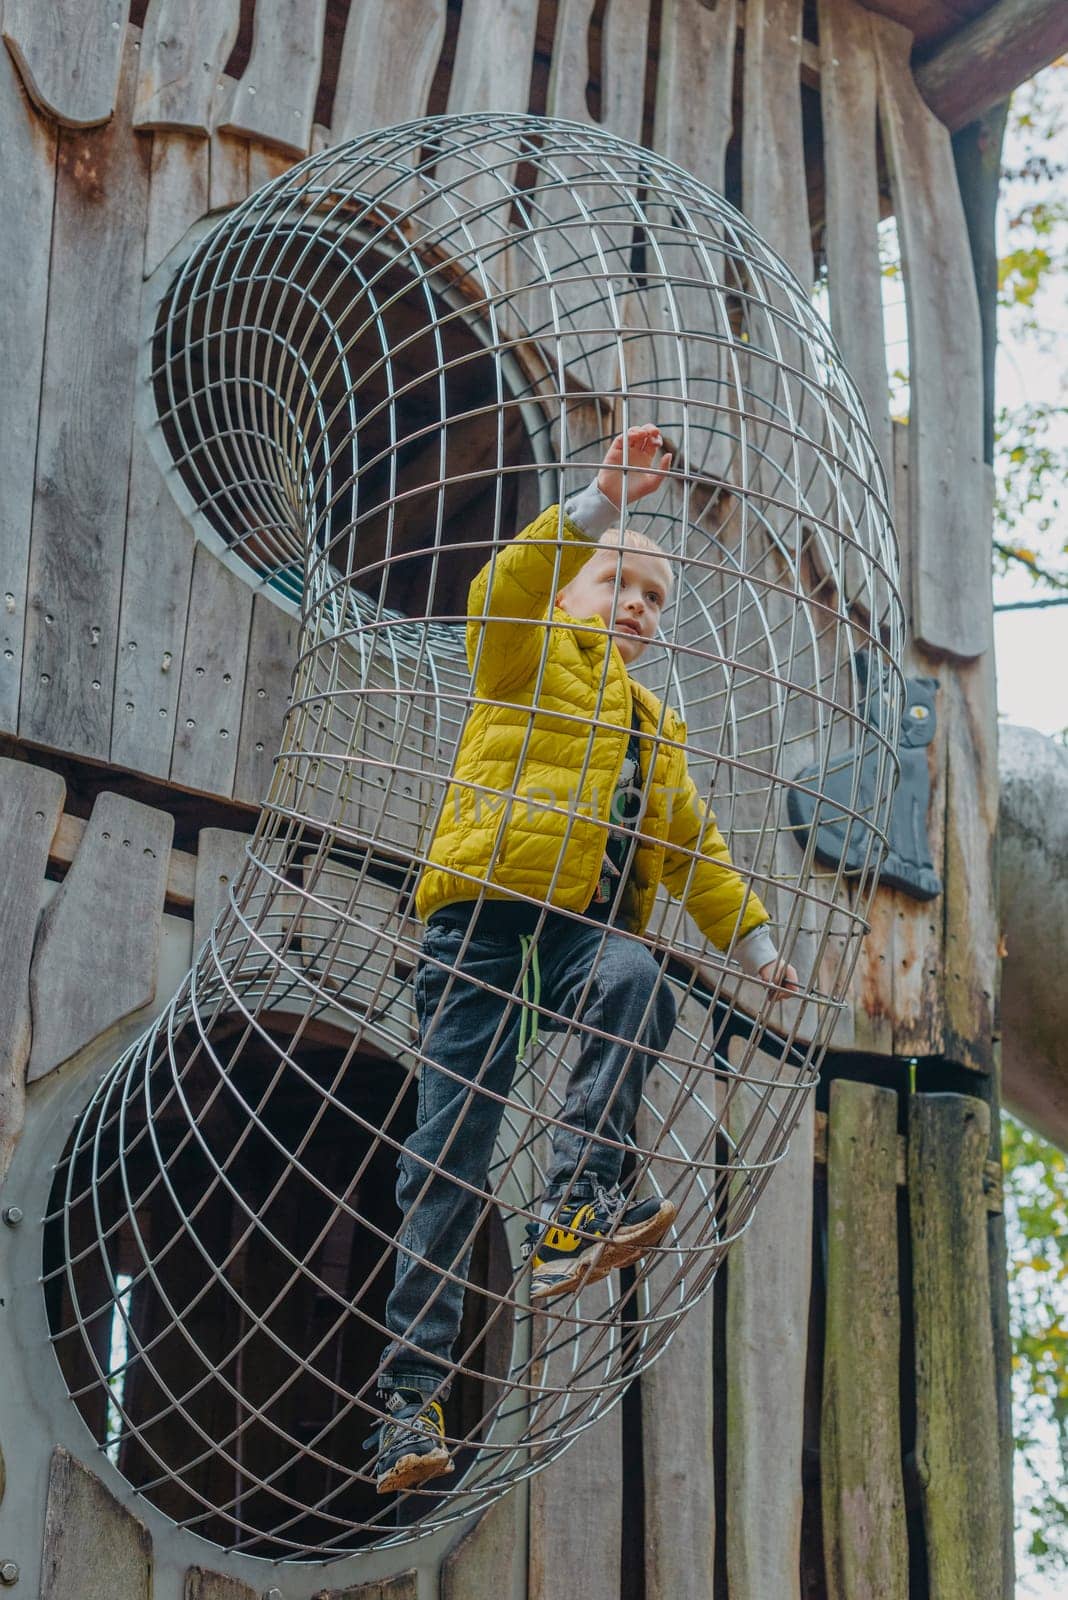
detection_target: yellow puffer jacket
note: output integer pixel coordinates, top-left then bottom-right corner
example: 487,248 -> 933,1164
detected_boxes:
415,506 -> 770,951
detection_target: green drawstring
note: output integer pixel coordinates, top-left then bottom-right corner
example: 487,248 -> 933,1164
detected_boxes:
517,933 -> 542,1064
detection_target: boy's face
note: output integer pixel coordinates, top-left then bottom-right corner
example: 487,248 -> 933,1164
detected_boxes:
557,546 -> 670,665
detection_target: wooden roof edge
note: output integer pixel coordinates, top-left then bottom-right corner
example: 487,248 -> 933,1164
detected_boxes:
914,0 -> 1068,133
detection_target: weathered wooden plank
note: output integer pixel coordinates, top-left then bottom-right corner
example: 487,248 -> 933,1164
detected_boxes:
135,0 -> 241,131
822,1081 -> 907,1600
233,592 -> 296,805
170,543 -> 254,797
908,1093 -> 1002,1599
447,0 -> 539,117
41,1447 -> 151,1600
654,0 -> 736,185
49,810 -> 197,912
144,129 -> 210,275
548,0 -> 651,146
872,14 -> 986,660
742,0 -> 812,289
27,791 -> 173,1081
311,1571 -> 418,1600
331,0 -> 448,144
915,0 -> 1068,134
817,0 -> 892,481
2,1 -> 126,129
529,1335 -> 622,1600
247,142 -> 293,194
726,1053 -> 812,1600
19,31 -> 150,760
0,761 -> 66,1180
184,1568 -> 258,1600
194,828 -> 250,952
0,44 -> 57,735
441,1493 -> 522,1599
214,0 -> 328,157
209,123 -> 250,210
111,437 -> 196,780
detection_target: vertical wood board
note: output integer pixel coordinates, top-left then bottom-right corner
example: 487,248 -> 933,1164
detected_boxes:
135,0 -> 241,131
19,31 -> 150,760
41,1447 -> 151,1600
548,0 -> 651,147
233,591 -> 296,806
2,0 -> 126,128
209,120 -> 250,209
817,0 -> 893,481
742,0 -> 813,289
441,1493 -> 523,1599
908,1093 -> 1002,1598
194,827 -> 251,953
144,129 -> 210,275
110,438 -> 196,780
184,1569 -> 258,1600
821,1080 -> 908,1600
0,760 -> 66,1179
214,0 -> 328,157
331,0 -> 448,144
311,1571 -> 418,1600
446,0 -> 539,116
27,791 -> 173,1080
725,1052 -> 813,1600
170,542 -> 253,797
872,14 -> 986,660
654,0 -> 737,186
529,1352 -> 622,1600
0,45 -> 57,734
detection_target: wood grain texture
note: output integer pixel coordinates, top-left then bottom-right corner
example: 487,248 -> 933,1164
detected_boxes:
726,1053 -> 812,1600
110,437 -> 196,780
209,118 -> 250,209
19,30 -> 150,759
2,0 -> 126,128
144,129 -> 209,275
311,1571 -> 418,1600
821,1081 -> 908,1600
170,542 -> 253,796
872,14 -> 986,660
0,44 -> 57,734
233,592 -> 295,805
817,0 -> 892,481
915,0 -> 1068,134
331,0 -> 448,143
27,791 -> 173,1080
441,1494 -> 522,1599
135,0 -> 241,131
548,0 -> 651,145
41,1447 -> 151,1600
184,1568 -> 258,1600
193,828 -> 250,953
742,0 -> 812,288
529,1356 -> 622,1600
214,0 -> 328,157
654,0 -> 736,184
447,0 -> 539,115
908,1093 -> 1002,1599
0,760 -> 65,1180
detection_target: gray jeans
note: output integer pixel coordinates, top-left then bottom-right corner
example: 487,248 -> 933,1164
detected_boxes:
378,911 -> 677,1396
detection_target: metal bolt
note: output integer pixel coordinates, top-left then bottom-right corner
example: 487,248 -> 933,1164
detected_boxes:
2,1207 -> 23,1227
0,1561 -> 19,1585
264,1589 -> 283,1600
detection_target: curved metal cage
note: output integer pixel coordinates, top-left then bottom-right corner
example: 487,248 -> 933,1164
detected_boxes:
43,114 -> 904,1560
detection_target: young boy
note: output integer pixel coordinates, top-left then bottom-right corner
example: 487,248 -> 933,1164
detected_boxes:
368,424 -> 797,1492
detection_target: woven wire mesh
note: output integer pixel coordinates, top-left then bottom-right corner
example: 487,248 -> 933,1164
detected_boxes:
43,114 -> 904,1559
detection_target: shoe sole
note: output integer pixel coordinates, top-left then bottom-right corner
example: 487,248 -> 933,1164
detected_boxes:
376,1446 -> 454,1495
530,1200 -> 677,1303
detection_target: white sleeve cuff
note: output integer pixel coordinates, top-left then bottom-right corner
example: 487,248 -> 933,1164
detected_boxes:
563,480 -> 619,541
734,924 -> 779,978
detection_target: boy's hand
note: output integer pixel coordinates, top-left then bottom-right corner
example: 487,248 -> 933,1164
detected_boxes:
758,958 -> 801,1001
597,424 -> 673,508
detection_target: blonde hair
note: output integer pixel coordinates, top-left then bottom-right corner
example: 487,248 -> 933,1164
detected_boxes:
596,525 -> 675,599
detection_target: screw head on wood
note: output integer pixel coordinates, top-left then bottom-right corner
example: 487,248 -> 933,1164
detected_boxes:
264,1589 -> 283,1600
0,1562 -> 19,1585
2,1207 -> 23,1226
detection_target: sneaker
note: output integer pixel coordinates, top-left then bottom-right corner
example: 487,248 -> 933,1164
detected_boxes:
524,1185 -> 676,1303
365,1390 -> 454,1494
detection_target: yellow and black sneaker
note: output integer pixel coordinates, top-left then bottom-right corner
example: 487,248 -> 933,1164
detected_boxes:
365,1390 -> 454,1495
524,1185 -> 677,1303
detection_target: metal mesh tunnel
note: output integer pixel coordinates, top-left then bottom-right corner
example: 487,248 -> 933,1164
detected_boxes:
42,114 -> 904,1559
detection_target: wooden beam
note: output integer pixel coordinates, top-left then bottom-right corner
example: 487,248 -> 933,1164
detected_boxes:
915,0 -> 1068,134
48,807 -> 197,911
